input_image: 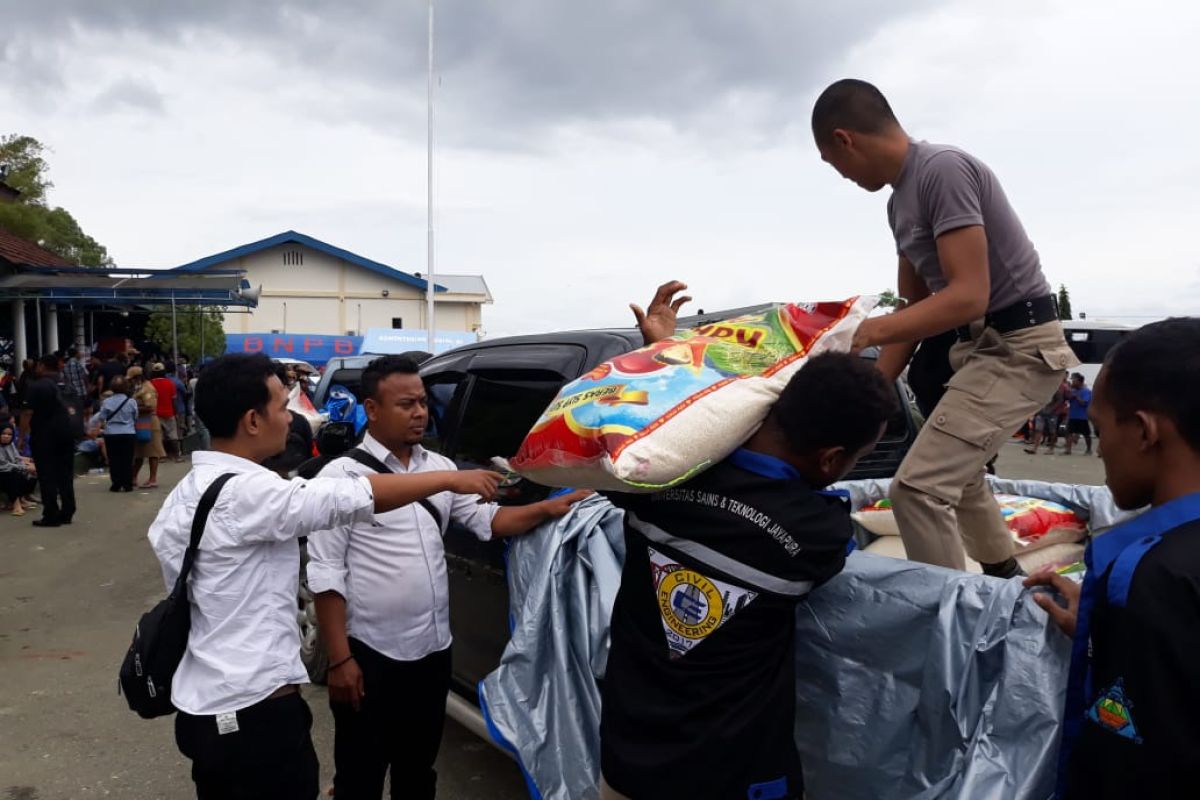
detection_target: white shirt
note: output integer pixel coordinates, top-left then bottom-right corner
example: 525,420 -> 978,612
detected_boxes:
306,433 -> 499,662
148,450 -> 375,715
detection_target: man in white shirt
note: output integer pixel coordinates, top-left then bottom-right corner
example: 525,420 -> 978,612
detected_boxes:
308,355 -> 589,800
148,353 -> 503,800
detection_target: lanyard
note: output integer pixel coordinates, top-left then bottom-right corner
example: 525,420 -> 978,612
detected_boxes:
1057,492 -> 1200,797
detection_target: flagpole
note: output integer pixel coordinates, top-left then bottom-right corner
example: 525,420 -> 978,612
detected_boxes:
425,0 -> 436,353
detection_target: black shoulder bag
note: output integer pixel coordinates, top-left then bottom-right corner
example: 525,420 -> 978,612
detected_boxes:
118,472 -> 236,718
343,448 -> 444,534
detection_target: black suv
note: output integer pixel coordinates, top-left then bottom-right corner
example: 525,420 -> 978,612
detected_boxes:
298,310 -> 920,721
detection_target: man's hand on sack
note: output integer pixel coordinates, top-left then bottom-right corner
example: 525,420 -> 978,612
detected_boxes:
1024,568 -> 1081,637
542,489 -> 594,518
327,656 -> 366,711
851,316 -> 883,353
631,281 -> 692,345
447,469 -> 505,501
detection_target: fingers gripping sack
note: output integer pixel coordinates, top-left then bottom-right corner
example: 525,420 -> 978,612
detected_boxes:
510,298 -> 876,491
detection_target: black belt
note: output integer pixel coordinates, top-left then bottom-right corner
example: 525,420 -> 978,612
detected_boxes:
956,294 -> 1059,341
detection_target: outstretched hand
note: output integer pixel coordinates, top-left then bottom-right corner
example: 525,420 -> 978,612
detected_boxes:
542,489 -> 594,518
1023,569 -> 1081,637
631,281 -> 692,345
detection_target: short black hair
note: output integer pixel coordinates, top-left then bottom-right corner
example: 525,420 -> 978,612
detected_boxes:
1102,318 -> 1200,452
38,354 -> 58,371
68,347 -> 79,358
773,352 -> 899,455
1071,372 -> 1085,382
811,79 -> 899,145
361,355 -> 422,401
195,353 -> 277,439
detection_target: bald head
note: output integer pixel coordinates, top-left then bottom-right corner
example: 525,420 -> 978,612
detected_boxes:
811,79 -> 900,145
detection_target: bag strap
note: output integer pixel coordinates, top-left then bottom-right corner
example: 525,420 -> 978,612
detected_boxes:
102,394 -> 134,423
344,448 -> 445,534
170,472 -> 237,600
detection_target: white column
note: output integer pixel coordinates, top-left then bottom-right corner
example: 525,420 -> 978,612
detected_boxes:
45,305 -> 59,353
12,300 -> 27,375
73,309 -> 85,351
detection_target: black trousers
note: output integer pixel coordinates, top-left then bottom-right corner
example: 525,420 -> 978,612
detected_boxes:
331,640 -> 452,800
175,691 -> 319,800
103,434 -> 136,490
0,469 -> 37,502
32,443 -> 75,522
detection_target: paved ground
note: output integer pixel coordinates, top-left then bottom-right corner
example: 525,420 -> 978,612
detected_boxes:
0,459 -> 527,800
0,440 -> 1105,799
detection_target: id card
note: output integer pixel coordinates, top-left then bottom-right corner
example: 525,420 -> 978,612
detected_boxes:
215,711 -> 239,735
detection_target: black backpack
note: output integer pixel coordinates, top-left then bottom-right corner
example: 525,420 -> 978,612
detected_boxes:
118,473 -> 236,718
57,384 -> 87,442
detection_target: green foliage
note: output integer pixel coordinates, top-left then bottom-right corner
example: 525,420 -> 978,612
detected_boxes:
0,134 -> 51,204
878,289 -> 900,308
144,308 -> 228,361
0,133 -> 113,266
1057,284 -> 1073,321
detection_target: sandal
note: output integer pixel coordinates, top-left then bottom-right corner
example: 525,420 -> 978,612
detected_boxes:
138,482 -> 159,489
11,508 -> 25,517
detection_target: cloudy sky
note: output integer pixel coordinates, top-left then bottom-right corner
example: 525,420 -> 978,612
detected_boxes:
4,0 -> 1198,337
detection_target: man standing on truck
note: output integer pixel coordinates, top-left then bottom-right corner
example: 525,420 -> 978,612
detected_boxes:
811,78 -> 1078,576
306,354 -> 589,800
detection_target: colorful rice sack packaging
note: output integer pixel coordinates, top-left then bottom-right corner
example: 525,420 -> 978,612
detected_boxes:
852,494 -> 1087,552
509,298 -> 875,491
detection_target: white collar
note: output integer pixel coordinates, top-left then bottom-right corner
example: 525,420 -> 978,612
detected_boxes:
361,431 -> 427,470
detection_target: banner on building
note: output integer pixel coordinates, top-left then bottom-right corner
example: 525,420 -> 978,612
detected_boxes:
360,328 -> 478,355
225,333 -> 364,366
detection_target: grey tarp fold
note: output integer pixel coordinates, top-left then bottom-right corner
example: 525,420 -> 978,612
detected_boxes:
481,479 -> 1110,799
479,495 -> 625,800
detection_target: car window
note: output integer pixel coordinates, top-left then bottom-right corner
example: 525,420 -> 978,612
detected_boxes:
449,370 -> 566,466
422,375 -> 466,454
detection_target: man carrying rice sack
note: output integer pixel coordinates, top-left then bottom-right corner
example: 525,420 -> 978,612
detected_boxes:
811,78 -> 1078,577
597,285 -> 899,800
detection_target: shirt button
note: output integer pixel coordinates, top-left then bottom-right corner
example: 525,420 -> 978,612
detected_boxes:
936,414 -> 947,426
1059,355 -> 1069,367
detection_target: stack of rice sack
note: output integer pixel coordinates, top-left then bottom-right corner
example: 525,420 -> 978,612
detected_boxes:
510,298 -> 875,492
853,494 -> 1088,574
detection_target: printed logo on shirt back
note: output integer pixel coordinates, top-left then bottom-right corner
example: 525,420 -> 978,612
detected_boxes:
648,547 -> 756,658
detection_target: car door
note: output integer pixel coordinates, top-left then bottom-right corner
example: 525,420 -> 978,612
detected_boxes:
422,344 -> 587,692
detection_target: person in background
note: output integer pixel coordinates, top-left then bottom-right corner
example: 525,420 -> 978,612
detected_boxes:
16,358 -> 36,448
129,366 -> 166,489
0,423 -> 38,516
92,377 -> 138,492
260,364 -> 314,478
188,367 -> 209,451
1064,373 -> 1093,456
1024,318 -> 1200,798
150,363 -> 182,463
96,352 -> 128,394
1026,379 -> 1067,455
168,363 -> 190,451
27,354 -> 76,527
63,347 -> 91,412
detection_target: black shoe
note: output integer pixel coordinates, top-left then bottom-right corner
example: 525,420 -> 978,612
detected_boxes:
981,557 -> 1025,579
61,516 -> 73,525
32,518 -> 61,528
109,486 -> 122,493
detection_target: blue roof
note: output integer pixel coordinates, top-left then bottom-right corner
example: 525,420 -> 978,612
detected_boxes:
172,230 -> 446,292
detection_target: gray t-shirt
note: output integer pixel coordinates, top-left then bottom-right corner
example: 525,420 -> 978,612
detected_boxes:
887,140 -> 1050,312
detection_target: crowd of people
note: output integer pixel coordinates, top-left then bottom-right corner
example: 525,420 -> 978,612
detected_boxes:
0,347 -> 203,524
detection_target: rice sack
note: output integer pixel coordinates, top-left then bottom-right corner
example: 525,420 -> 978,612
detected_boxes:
853,494 -> 1087,551
510,298 -> 875,491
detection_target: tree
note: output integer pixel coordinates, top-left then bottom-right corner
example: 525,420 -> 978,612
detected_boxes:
0,133 -> 113,266
1057,284 -> 1073,321
144,308 -> 227,362
878,289 -> 900,308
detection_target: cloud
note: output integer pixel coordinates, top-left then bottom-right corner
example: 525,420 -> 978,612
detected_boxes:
3,0 -> 936,147
90,77 -> 166,115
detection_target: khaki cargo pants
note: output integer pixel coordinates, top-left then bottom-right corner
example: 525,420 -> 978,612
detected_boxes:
890,321 -> 1079,569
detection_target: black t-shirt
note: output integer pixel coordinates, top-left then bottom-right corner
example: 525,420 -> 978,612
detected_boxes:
600,450 -> 851,800
1064,519 -> 1200,799
97,359 -> 126,391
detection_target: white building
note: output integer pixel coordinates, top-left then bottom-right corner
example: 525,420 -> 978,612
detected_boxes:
173,230 -> 491,337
